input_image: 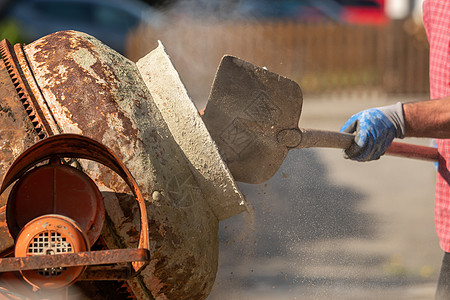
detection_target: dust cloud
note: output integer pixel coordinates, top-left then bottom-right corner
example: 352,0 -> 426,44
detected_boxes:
207,149 -> 378,299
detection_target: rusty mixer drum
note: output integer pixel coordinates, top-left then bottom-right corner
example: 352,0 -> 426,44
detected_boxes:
0,30 -> 247,299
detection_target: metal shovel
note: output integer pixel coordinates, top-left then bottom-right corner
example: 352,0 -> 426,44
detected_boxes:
202,56 -> 439,184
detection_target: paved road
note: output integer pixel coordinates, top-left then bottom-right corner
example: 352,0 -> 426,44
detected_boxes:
207,95 -> 442,300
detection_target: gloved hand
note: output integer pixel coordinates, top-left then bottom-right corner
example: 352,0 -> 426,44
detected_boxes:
340,102 -> 406,161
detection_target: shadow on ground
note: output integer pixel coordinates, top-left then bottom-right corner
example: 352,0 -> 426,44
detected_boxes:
208,149 -> 402,299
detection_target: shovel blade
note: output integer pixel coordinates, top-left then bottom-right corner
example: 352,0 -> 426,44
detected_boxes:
203,56 -> 303,184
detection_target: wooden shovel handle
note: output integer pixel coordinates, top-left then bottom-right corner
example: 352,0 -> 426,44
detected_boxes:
298,128 -> 439,162
385,142 -> 439,161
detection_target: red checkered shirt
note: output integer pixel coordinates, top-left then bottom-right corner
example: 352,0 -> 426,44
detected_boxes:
423,0 -> 450,251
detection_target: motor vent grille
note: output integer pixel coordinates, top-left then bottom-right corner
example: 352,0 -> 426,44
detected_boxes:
27,230 -> 73,277
27,231 -> 73,255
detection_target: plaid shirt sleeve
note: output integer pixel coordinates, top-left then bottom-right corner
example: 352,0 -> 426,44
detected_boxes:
423,0 -> 450,252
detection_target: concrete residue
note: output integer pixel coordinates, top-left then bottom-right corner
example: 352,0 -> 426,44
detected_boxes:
136,41 -> 248,221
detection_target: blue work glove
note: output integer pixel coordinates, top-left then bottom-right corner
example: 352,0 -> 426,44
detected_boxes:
340,102 -> 406,161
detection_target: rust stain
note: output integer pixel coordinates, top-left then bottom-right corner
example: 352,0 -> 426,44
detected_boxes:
28,31 -> 140,153
0,248 -> 149,272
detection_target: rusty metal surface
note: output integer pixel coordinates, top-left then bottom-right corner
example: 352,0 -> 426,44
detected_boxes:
0,59 -> 40,255
7,164 -> 104,244
0,249 -> 149,273
14,214 -> 88,290
22,30 -> 222,299
80,266 -> 133,281
0,206 -> 12,257
0,40 -> 53,139
13,43 -> 60,136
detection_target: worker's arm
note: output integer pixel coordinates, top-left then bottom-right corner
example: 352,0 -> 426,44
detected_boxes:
404,97 -> 450,138
341,96 -> 450,161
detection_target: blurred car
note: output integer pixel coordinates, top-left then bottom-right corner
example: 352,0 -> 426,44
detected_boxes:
1,0 -> 166,54
236,0 -> 344,22
337,0 -> 387,25
233,0 -> 386,24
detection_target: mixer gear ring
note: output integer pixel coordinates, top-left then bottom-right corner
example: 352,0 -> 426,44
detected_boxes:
0,39 -> 54,139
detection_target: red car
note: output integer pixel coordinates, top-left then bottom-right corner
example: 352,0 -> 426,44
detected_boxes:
338,0 -> 388,25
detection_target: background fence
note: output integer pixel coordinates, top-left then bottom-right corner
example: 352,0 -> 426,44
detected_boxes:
126,19 -> 430,106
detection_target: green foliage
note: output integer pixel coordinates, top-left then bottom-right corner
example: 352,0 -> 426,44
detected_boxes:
0,19 -> 26,45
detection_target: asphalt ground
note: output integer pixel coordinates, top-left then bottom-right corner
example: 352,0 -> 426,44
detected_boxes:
206,94 -> 442,300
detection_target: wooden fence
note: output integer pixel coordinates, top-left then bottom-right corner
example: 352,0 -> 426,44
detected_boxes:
126,19 -> 429,105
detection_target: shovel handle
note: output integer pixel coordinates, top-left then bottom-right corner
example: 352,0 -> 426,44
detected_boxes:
298,128 -> 439,162
385,142 -> 439,161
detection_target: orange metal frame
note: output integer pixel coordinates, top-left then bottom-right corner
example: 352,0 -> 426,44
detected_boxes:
0,134 -> 150,282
